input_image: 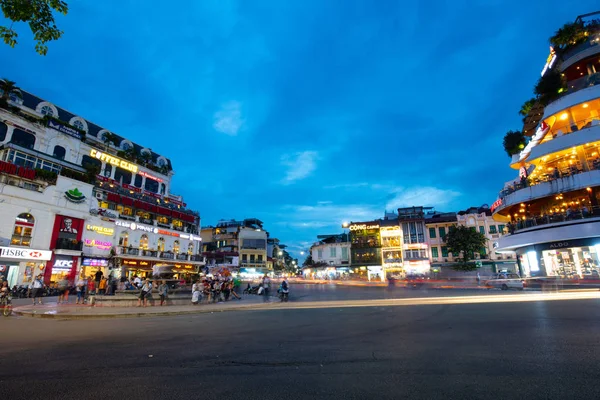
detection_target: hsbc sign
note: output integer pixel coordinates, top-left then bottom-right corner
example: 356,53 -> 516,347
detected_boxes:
0,246 -> 52,261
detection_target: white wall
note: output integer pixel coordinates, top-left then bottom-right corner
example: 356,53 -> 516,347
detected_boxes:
311,242 -> 350,266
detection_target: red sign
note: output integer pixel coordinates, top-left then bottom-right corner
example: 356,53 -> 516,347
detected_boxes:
490,198 -> 503,213
157,229 -> 179,237
123,184 -> 142,193
139,171 -> 163,183
0,160 -> 35,180
44,215 -> 84,283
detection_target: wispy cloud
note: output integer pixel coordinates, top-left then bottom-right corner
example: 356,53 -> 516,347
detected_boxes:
385,187 -> 461,210
213,101 -> 244,136
280,151 -> 318,184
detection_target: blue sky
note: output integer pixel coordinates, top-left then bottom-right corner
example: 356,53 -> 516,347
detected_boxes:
2,0 -> 598,258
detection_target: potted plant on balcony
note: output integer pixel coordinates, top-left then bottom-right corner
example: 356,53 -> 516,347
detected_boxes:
503,130 -> 526,157
550,21 -> 589,53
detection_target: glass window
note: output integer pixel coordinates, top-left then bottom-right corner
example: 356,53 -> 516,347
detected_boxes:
134,174 -> 143,188
173,240 -> 180,253
188,243 -> 194,255
40,105 -> 54,116
441,246 -> 449,257
498,225 -> 505,234
114,167 -> 132,185
489,225 -> 497,234
429,227 -> 436,239
258,254 -> 263,262
11,129 -> 36,149
144,178 -> 158,193
0,121 -> 7,141
103,164 -> 112,178
157,237 -> 165,252
341,247 -> 348,260
330,247 -> 336,257
479,226 -> 485,234
139,234 -> 149,250
53,145 -> 66,160
72,120 -> 85,131
431,247 -> 439,258
317,249 -> 323,259
12,213 -> 34,247
118,232 -> 129,247
439,227 -> 446,238
81,155 -> 102,173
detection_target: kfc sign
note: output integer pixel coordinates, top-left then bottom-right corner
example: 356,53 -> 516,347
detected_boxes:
54,259 -> 74,269
0,246 -> 52,261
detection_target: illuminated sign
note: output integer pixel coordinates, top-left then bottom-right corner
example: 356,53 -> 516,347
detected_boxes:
140,261 -> 150,266
82,258 -> 109,267
90,149 -> 138,173
518,121 -> 549,162
179,233 -> 202,241
0,246 -> 52,261
84,239 -> 112,250
139,171 -> 163,183
0,160 -> 36,180
86,224 -> 114,236
490,198 -> 503,213
115,220 -> 158,234
349,224 -> 380,231
541,46 -> 557,76
157,229 -> 179,237
53,259 -> 74,269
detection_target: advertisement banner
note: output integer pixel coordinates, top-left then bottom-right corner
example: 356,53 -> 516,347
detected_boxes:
45,215 -> 84,282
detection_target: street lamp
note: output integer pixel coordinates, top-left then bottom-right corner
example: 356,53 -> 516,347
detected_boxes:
300,251 -> 304,255
342,221 -> 349,228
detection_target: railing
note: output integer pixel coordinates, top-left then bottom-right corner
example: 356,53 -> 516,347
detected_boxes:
115,246 -> 204,262
55,238 -> 83,251
157,222 -> 171,229
561,32 -> 600,62
506,206 -> 600,234
138,217 -> 154,225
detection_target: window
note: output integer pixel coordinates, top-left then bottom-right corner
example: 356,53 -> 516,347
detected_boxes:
134,174 -> 143,188
157,237 -> 165,252
250,254 -> 255,262
439,227 -> 446,238
479,247 -> 487,257
103,164 -> 112,178
188,243 -> 194,255
0,121 -> 7,141
11,128 -> 36,149
242,254 -> 247,262
119,231 -> 129,247
498,225 -> 505,234
330,247 -> 337,257
479,226 -> 485,234
113,167 -> 132,185
317,249 -> 323,259
72,120 -> 85,131
157,157 -> 167,167
428,227 -> 436,239
441,246 -> 449,257
489,225 -> 497,234
121,141 -> 132,151
144,178 -> 158,193
81,155 -> 102,174
53,145 -> 66,160
258,254 -> 263,262
173,240 -> 180,253
139,234 -> 149,250
431,247 -> 439,259
12,213 -> 34,246
341,247 -> 348,260
40,105 -> 54,116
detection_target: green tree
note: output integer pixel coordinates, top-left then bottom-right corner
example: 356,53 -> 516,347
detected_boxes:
503,130 -> 526,157
445,225 -> 487,271
534,69 -> 566,105
550,21 -> 588,52
518,98 -> 537,117
302,254 -> 314,267
1,0 -> 69,55
0,78 -> 18,107
101,132 -> 120,150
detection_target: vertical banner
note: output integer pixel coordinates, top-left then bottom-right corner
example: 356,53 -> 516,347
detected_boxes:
45,215 -> 84,283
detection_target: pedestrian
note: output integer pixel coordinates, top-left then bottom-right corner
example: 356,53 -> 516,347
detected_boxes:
230,279 -> 241,300
476,272 -> 481,286
105,273 -> 113,296
158,280 -> 169,306
262,274 -> 271,302
29,274 -> 44,305
94,269 -> 102,291
99,275 -> 107,295
191,280 -> 202,305
76,276 -> 85,304
137,279 -> 152,307
57,276 -> 69,304
87,275 -> 96,297
133,275 -> 142,288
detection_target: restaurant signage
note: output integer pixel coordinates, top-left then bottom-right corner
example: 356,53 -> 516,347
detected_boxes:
3,119 -> 36,135
180,233 -> 202,241
90,149 -> 138,173
0,160 -> 35,180
86,224 -> 115,236
47,119 -> 82,140
349,223 -> 380,231
115,220 -> 158,234
84,239 -> 112,250
82,258 -> 109,267
53,258 -> 74,270
139,171 -> 163,183
490,198 -> 503,213
0,246 -> 52,261
541,46 -> 557,76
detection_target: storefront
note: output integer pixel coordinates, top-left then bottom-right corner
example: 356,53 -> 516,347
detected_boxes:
516,238 -> 600,278
45,215 -> 85,283
0,246 -> 53,287
81,257 -> 112,280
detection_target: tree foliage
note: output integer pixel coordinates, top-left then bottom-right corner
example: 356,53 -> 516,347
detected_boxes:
518,98 -> 537,117
534,69 -> 566,105
550,21 -> 588,52
0,0 -> 69,55
0,78 -> 17,107
445,226 -> 487,271
302,254 -> 314,267
503,130 -> 526,157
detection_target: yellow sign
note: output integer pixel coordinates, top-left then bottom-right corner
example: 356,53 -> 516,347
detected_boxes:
349,223 -> 380,231
90,149 -> 138,173
86,224 -> 114,236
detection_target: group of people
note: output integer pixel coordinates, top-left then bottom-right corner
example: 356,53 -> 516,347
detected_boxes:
191,276 -> 242,304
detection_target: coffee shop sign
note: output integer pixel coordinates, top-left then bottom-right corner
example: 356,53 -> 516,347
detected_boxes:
349,223 -> 380,231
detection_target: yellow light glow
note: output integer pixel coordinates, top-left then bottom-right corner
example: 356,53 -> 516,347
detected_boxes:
559,113 -> 569,121
583,103 -> 589,108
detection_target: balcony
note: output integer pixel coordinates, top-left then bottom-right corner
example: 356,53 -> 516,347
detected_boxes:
114,246 -> 205,263
561,32 -> 600,69
55,238 -> 83,251
505,206 -> 600,234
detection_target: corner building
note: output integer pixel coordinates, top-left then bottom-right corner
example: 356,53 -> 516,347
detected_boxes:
492,13 -> 600,279
0,85 -> 203,287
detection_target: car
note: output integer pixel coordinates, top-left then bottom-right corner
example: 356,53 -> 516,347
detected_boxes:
484,273 -> 524,290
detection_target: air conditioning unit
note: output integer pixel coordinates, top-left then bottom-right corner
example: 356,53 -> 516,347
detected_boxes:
95,192 -> 103,200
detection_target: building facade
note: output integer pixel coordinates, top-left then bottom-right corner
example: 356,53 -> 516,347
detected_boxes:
425,212 -> 458,267
491,13 -> 600,278
0,85 -> 202,287
398,206 -> 431,275
305,234 -> 351,279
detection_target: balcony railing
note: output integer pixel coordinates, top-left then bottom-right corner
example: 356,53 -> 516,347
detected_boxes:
55,238 -> 83,251
561,32 -> 600,63
115,246 -> 204,262
506,206 -> 600,234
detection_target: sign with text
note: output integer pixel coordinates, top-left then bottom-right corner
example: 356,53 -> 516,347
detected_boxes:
115,220 -> 158,234
84,239 -> 112,250
47,119 -> 83,140
0,160 -> 36,180
0,247 -> 52,261
349,223 -> 380,231
86,224 -> 115,236
90,149 -> 138,173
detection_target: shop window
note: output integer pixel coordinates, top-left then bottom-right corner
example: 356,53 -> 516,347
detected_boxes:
118,231 -> 129,247
140,234 -> 149,250
12,213 -> 34,247
188,243 -> 193,255
158,237 -> 165,252
173,240 -> 180,253
11,128 -> 36,149
53,145 -> 66,160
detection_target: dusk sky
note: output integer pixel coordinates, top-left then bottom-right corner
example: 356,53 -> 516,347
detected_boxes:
2,1 -> 598,258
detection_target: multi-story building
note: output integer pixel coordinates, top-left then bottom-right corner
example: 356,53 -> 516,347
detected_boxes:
425,211 -> 457,267
304,233 -> 350,279
0,84 -> 203,287
201,218 -> 271,277
398,206 -> 431,275
491,13 -> 600,278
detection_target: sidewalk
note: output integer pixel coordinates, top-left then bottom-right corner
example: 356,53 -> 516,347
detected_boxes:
12,294 -> 279,320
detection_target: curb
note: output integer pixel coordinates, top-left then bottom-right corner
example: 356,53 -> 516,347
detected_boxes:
12,302 -> 280,320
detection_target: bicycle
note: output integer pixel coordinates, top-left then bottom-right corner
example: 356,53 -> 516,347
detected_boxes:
0,294 -> 13,317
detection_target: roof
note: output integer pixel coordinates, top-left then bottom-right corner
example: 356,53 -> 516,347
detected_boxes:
457,206 -> 492,216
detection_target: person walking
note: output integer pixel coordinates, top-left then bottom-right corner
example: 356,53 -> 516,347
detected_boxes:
137,279 -> 152,307
98,275 -> 107,295
57,276 -> 69,304
29,274 -> 44,305
94,269 -> 102,292
262,274 -> 271,302
230,278 -> 241,300
76,276 -> 85,304
158,280 -> 169,306
476,272 -> 481,286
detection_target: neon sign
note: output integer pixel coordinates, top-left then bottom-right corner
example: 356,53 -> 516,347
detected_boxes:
541,46 -> 557,76
139,171 -> 163,182
84,239 -> 112,250
115,220 -> 158,234
90,149 -> 138,173
86,224 -> 115,236
349,224 -> 380,231
490,198 -> 503,213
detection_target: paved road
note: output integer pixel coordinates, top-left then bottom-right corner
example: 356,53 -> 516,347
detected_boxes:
3,288 -> 600,399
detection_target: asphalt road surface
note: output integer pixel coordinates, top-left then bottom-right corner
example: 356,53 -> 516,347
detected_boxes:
3,289 -> 600,400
